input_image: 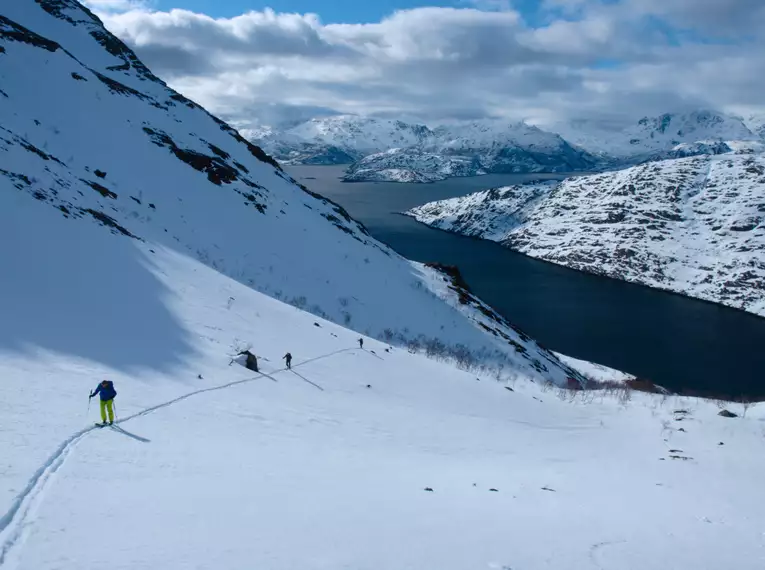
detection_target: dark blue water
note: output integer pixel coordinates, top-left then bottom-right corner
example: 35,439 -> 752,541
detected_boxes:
289,165 -> 765,399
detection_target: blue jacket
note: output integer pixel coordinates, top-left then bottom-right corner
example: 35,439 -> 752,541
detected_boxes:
92,381 -> 117,401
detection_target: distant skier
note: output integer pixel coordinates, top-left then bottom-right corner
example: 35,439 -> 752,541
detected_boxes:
358,338 -> 364,349
283,352 -> 292,370
90,379 -> 117,426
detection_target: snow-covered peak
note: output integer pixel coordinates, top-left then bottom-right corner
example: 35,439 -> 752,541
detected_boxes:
628,110 -> 753,146
742,113 -> 765,140
431,120 -> 570,152
286,115 -> 433,153
551,110 -> 758,157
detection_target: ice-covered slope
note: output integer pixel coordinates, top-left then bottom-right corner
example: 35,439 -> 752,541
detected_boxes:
0,0 -> 590,383
552,111 -> 758,158
3,199 -> 765,569
409,154 -> 765,316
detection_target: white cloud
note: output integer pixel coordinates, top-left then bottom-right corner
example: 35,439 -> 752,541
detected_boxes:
92,1 -> 765,128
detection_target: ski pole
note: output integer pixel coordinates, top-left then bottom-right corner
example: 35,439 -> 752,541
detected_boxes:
86,394 -> 91,418
113,401 -> 118,423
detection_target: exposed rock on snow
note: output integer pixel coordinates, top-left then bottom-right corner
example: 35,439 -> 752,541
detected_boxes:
408,154 -> 765,316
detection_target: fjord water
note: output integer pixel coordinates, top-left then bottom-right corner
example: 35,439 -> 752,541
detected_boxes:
288,165 -> 765,399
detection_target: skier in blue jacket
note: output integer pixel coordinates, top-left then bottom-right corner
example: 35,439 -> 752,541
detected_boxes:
90,379 -> 117,426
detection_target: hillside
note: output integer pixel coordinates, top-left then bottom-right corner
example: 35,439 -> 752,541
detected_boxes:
3,218 -> 764,569
0,0 -> 593,385
408,153 -> 765,316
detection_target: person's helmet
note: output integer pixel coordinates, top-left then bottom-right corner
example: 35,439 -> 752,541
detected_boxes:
102,380 -> 109,385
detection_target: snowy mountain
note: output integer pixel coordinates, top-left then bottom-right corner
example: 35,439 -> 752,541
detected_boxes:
342,121 -> 600,182
742,113 -> 765,141
635,140 -> 734,164
4,5 -> 765,568
255,111 -> 760,182
250,116 -> 433,166
0,0 -> 590,387
408,153 -> 765,316
288,115 -> 434,154
251,117 -> 601,180
551,111 -> 758,158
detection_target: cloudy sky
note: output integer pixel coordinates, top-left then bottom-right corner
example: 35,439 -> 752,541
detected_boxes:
84,0 -> 765,130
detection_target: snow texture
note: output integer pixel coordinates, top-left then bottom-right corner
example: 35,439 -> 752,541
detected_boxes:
2,227 -> 764,570
408,154 -> 765,316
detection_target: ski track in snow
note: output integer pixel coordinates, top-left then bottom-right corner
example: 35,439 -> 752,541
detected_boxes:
0,347 -> 362,568
588,540 -> 627,570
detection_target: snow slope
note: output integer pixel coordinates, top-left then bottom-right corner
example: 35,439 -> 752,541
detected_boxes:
408,154 -> 765,316
2,218 -> 764,569
0,0 -> 589,384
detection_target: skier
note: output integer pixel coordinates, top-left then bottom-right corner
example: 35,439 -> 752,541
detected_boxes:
283,352 -> 292,370
90,379 -> 117,426
358,338 -> 364,349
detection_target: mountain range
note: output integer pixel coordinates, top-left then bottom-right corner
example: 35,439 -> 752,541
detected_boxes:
250,111 -> 764,183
